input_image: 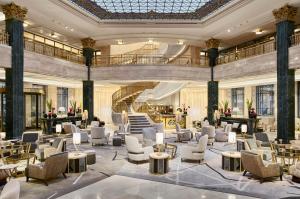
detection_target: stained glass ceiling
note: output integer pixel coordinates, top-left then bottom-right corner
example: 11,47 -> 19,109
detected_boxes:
70,0 -> 233,20
91,0 -> 210,13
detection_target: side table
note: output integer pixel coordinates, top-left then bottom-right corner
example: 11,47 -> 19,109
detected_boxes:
149,152 -> 169,174
222,151 -> 243,172
67,152 -> 87,173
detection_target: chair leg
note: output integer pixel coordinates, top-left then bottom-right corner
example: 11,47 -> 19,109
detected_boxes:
243,170 -> 247,176
62,173 -> 67,179
280,174 -> 283,181
260,178 -> 264,184
26,176 -> 29,182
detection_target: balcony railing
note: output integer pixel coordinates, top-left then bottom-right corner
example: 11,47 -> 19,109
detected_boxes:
93,54 -> 208,67
218,40 -> 276,65
291,32 -> 300,46
24,38 -> 84,64
0,31 -> 9,45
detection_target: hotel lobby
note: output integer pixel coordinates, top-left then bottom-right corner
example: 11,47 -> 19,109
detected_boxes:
0,0 -> 300,198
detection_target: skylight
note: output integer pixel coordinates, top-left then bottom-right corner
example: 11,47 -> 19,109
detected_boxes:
91,0 -> 210,13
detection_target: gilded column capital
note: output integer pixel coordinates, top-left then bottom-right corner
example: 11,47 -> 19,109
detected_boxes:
2,3 -> 27,21
81,37 -> 96,49
205,38 -> 220,49
273,4 -> 297,23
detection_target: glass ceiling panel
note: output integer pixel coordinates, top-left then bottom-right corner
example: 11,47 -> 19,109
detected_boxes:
92,0 -> 210,13
70,0 -> 233,20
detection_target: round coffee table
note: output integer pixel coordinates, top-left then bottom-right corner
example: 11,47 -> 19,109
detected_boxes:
67,152 -> 87,173
149,152 -> 170,174
221,151 -> 243,172
0,164 -> 18,178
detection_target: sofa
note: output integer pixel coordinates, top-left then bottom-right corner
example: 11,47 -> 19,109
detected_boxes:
125,136 -> 153,162
91,127 -> 110,146
26,152 -> 68,186
215,124 -> 232,142
241,151 -> 282,183
196,125 -> 215,145
181,135 -> 208,162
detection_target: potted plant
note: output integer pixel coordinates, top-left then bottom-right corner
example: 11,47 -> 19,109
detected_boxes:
70,100 -> 77,116
46,99 -> 53,118
246,98 -> 253,118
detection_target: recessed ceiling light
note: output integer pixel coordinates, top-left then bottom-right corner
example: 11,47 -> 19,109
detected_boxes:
117,40 -> 124,45
65,26 -> 68,29
148,39 -> 153,44
255,29 -> 263,35
70,28 -> 74,32
227,29 -> 231,33
295,28 -> 300,33
50,33 -> 58,38
177,40 -> 184,45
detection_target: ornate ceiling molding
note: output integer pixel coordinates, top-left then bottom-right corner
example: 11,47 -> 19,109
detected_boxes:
205,38 -> 220,49
273,4 -> 298,23
2,3 -> 27,21
81,37 -> 96,49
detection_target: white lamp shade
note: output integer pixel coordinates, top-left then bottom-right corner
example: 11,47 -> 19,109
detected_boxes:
58,107 -> 66,112
232,107 -> 239,112
241,124 -> 247,133
156,133 -> 164,145
73,133 -> 81,145
228,132 -> 236,143
0,132 -> 6,140
56,124 -> 62,133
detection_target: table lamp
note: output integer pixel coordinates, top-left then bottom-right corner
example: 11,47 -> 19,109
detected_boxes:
56,124 -> 62,134
241,124 -> 247,137
156,132 -> 164,156
58,107 -> 66,117
228,132 -> 236,143
73,132 -> 81,152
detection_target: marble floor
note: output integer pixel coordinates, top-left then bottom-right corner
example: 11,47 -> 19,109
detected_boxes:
57,175 -> 256,199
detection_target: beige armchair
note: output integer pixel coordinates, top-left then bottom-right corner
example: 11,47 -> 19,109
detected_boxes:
181,135 -> 208,162
196,126 -> 215,145
26,152 -> 68,186
241,151 -> 282,183
215,124 -> 231,142
0,179 -> 20,199
175,123 -> 192,142
244,138 -> 272,160
91,127 -> 110,146
35,138 -> 65,161
289,162 -> 300,182
125,136 -> 153,162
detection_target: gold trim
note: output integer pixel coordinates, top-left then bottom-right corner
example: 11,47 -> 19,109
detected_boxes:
2,3 -> 27,21
273,4 -> 297,23
205,38 -> 220,49
81,37 -> 96,49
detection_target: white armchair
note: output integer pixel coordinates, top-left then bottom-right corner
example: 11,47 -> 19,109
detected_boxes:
215,124 -> 232,142
71,124 -> 89,143
175,123 -> 192,142
181,135 -> 208,162
91,127 -> 110,146
35,138 -> 65,160
90,121 -> 100,127
125,136 -> 154,162
0,179 -> 20,199
142,127 -> 157,146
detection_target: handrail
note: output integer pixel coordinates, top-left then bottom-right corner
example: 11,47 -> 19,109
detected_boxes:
132,101 -> 161,123
291,32 -> 300,47
93,54 -> 208,67
0,31 -> 9,45
112,82 -> 157,113
23,38 -> 85,64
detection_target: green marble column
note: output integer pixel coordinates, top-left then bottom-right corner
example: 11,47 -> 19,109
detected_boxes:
206,39 -> 220,125
2,3 -> 27,139
81,38 -> 95,122
273,5 -> 297,143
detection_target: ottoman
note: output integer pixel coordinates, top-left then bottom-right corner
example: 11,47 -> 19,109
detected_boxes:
113,136 -> 122,146
84,150 -> 96,165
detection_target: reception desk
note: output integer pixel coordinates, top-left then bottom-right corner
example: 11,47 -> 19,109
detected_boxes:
160,114 -> 186,129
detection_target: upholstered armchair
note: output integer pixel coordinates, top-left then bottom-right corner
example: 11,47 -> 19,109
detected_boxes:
215,124 -> 232,142
26,152 -> 68,186
142,127 -> 157,146
91,127 -> 110,146
200,120 -> 209,129
22,132 -> 40,153
0,179 -> 20,199
244,138 -> 272,160
71,124 -> 89,143
175,123 -> 192,142
62,123 -> 72,134
196,126 -> 215,145
254,132 -> 271,147
125,136 -> 153,162
181,135 -> 208,162
35,138 -> 65,161
241,151 -> 282,183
